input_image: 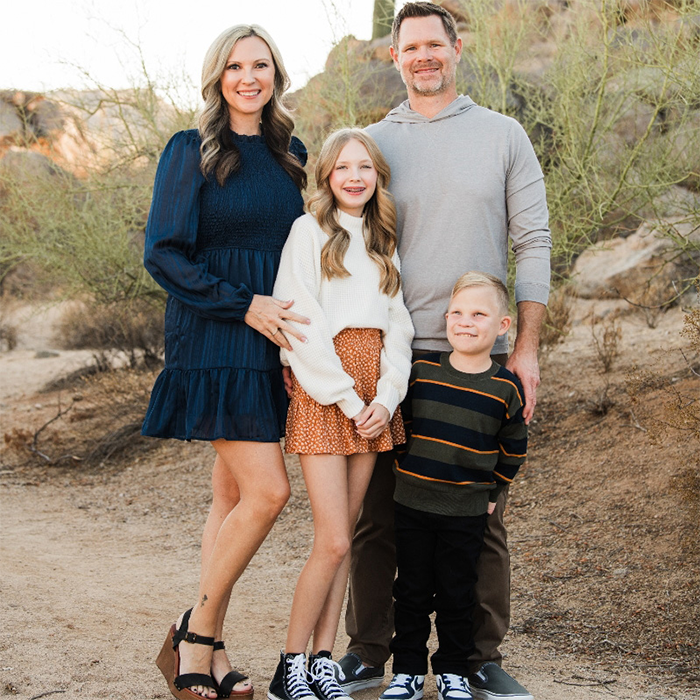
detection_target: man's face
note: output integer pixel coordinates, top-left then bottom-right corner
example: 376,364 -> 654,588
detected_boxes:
390,15 -> 462,98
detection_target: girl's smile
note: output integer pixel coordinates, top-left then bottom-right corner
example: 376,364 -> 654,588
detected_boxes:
329,139 -> 378,217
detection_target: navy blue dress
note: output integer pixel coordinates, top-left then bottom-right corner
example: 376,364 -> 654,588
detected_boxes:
141,129 -> 307,441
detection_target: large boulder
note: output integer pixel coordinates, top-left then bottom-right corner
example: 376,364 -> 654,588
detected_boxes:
0,148 -> 67,184
0,101 -> 23,143
571,217 -> 700,299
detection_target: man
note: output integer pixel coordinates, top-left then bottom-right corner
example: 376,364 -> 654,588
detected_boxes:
338,4 -> 551,700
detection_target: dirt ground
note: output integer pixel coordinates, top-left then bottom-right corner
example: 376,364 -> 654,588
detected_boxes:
1,298 -> 699,700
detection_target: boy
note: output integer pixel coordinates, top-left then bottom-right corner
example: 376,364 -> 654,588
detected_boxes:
380,272 -> 528,700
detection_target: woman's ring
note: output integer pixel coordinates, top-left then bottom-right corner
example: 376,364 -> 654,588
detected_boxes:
271,328 -> 279,336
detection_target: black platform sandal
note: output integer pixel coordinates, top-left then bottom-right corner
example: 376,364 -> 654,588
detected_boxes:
212,641 -> 254,698
156,608 -> 218,700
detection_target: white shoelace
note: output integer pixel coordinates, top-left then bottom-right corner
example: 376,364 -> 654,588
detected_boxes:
285,654 -> 314,699
439,674 -> 471,699
311,657 -> 347,699
384,674 -> 416,695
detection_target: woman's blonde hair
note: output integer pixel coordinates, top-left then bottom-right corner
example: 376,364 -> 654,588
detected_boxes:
309,129 -> 400,297
198,24 -> 306,189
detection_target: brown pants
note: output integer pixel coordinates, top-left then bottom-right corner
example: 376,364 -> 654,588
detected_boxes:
345,352 -> 511,673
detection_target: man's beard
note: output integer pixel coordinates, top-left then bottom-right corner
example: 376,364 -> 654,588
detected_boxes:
406,64 -> 450,96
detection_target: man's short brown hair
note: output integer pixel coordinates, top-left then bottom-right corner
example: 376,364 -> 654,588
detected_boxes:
392,1 -> 459,48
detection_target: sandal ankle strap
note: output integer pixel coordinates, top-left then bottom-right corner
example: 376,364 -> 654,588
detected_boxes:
214,641 -> 226,651
172,608 -> 215,648
183,630 -> 215,646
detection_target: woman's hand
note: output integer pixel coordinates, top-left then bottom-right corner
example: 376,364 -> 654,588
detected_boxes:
244,295 -> 310,351
354,402 -> 390,440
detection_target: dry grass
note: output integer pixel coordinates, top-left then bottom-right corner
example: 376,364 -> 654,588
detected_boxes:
539,287 -> 573,357
590,313 -> 623,373
57,299 -> 164,370
2,366 -> 157,468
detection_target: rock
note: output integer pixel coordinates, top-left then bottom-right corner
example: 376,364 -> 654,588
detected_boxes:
0,101 -> 23,143
440,0 -> 470,25
35,350 -> 60,359
571,217 -> 700,299
366,34 -> 393,62
609,95 -> 659,146
24,95 -> 64,139
667,111 -> 700,193
0,148 -> 67,184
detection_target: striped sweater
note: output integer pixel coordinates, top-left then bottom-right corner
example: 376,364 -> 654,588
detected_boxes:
394,353 -> 527,517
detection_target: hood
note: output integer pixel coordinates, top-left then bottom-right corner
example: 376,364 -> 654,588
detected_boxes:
381,94 -> 476,124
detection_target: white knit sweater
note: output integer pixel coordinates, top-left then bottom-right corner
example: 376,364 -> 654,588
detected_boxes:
274,210 -> 414,419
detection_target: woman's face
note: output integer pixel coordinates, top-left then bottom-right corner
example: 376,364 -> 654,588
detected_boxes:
220,35 -> 276,129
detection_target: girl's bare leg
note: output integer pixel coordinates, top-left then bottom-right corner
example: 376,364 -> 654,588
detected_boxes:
179,441 -> 290,698
312,452 -> 377,653
285,452 -> 376,654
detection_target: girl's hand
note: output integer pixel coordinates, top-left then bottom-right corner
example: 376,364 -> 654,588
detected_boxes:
355,402 -> 390,440
487,501 -> 496,515
244,295 -> 310,351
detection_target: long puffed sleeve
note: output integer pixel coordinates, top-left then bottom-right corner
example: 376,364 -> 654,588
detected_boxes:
273,217 -> 366,419
143,131 -> 254,321
374,253 -> 414,415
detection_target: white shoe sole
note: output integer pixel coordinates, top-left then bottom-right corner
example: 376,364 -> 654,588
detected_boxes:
470,690 -> 533,700
438,690 -> 472,700
340,677 -> 384,694
380,688 -> 423,700
268,692 -> 316,700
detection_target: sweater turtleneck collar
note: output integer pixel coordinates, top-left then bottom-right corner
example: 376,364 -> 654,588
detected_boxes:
337,208 -> 364,232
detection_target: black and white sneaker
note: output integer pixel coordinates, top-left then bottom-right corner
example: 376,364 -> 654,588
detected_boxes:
436,674 -> 473,700
268,651 -> 317,700
337,653 -> 385,693
309,651 -> 353,700
379,674 -> 425,700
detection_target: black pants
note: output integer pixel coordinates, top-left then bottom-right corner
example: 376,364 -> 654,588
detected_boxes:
390,503 -> 487,676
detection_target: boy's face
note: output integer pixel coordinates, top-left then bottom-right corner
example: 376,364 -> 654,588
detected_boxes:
445,286 -> 511,358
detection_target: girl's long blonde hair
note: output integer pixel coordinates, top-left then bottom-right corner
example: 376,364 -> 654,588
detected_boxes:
309,129 -> 400,297
198,24 -> 306,189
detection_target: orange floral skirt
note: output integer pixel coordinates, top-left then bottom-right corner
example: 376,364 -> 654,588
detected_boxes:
285,328 -> 405,456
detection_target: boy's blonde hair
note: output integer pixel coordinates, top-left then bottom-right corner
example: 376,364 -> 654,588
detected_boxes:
451,271 -> 509,315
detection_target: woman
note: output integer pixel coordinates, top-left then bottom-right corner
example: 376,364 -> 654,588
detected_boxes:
144,24 -> 308,700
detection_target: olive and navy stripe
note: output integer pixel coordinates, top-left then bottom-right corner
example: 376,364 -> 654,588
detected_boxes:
394,352 -> 527,517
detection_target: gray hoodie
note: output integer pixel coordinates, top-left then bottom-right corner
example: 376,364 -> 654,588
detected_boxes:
366,95 -> 551,354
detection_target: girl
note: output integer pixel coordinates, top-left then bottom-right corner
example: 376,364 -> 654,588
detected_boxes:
267,129 -> 414,700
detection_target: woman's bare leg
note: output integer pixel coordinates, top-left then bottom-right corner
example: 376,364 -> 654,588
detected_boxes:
178,441 -> 290,698
312,452 -> 377,653
201,455 -> 247,691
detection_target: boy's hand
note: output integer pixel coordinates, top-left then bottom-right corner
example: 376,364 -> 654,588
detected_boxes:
487,501 -> 496,515
355,402 -> 390,440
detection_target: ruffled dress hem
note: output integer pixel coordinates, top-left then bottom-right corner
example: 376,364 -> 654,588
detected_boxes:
141,367 -> 287,443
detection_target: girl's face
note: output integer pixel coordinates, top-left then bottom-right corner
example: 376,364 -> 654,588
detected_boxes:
220,36 -> 275,130
329,139 -> 378,218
